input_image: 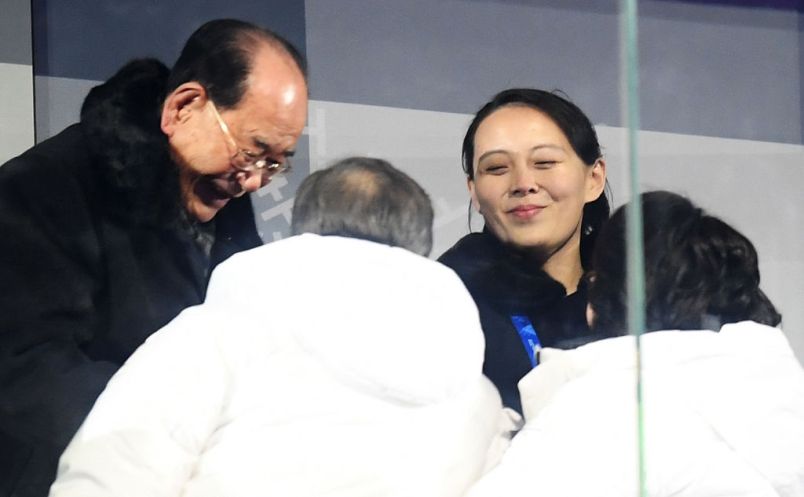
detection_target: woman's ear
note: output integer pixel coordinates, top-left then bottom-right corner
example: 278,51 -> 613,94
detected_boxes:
467,177 -> 480,213
585,158 -> 607,203
160,82 -> 208,136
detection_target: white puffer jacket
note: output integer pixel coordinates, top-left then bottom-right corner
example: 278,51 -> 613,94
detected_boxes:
50,234 -> 509,497
467,321 -> 804,497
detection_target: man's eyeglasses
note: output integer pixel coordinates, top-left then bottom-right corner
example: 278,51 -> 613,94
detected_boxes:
208,100 -> 291,176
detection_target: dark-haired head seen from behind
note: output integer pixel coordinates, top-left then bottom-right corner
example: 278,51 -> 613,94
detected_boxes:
588,190 -> 781,335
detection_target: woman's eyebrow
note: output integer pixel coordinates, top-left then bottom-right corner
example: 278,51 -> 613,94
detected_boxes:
530,144 -> 564,153
477,144 -> 565,163
477,149 -> 510,163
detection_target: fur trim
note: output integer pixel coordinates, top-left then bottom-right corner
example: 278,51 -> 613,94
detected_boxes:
438,230 -> 568,309
80,59 -> 181,226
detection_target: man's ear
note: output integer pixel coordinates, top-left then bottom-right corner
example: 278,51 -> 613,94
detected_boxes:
160,82 -> 208,136
585,158 -> 607,203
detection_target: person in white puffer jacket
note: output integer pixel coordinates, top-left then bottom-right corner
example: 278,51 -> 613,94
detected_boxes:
467,190 -> 804,497
50,157 -> 512,497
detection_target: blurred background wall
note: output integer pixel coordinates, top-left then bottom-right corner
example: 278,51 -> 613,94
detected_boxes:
1,0 -> 802,362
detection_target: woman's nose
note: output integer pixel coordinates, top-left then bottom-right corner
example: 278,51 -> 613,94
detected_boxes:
510,164 -> 539,196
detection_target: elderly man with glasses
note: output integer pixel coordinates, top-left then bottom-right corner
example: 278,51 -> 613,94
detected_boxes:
0,19 -> 307,497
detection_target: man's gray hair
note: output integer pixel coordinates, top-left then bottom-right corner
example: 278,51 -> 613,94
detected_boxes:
291,157 -> 434,256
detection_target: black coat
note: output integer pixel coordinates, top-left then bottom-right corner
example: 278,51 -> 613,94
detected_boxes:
0,59 -> 262,497
438,231 -> 614,414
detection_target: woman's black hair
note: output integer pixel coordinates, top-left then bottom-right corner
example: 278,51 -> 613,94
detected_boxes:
462,88 -> 609,268
588,190 -> 781,335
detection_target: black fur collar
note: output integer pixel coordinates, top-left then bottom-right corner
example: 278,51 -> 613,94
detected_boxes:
80,58 -> 182,227
438,229 -> 569,310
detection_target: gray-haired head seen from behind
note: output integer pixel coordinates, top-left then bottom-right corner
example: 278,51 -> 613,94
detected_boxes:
291,157 -> 434,256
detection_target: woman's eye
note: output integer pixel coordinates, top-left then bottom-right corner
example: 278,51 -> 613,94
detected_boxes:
534,160 -> 556,168
483,164 -> 508,174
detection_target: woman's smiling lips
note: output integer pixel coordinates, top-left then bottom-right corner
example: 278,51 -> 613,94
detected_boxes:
507,204 -> 545,220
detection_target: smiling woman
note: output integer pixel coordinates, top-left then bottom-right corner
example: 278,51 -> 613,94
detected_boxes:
438,88 -> 613,413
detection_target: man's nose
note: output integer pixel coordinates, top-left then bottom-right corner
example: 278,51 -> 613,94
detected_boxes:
237,170 -> 268,193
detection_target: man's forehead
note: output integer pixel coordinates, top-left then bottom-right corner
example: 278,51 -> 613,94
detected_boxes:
246,43 -> 307,94
241,52 -> 306,109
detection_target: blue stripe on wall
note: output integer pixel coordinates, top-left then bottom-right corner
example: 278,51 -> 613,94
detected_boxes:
654,0 -> 804,10
1,0 -> 33,65
800,11 -> 804,144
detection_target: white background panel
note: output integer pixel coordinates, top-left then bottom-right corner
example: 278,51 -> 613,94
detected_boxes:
0,63 -> 35,164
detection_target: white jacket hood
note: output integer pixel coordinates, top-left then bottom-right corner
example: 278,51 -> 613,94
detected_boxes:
204,234 -> 486,404
468,321 -> 804,497
51,234 -> 506,497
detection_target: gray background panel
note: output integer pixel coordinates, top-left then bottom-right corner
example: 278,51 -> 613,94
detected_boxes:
305,0 -> 802,144
31,0 -> 306,80
0,0 -> 33,65
305,0 -> 620,131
